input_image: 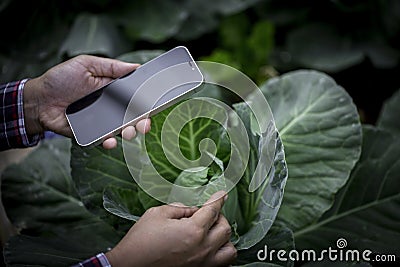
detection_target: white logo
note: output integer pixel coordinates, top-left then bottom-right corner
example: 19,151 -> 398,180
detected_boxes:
336,238 -> 347,249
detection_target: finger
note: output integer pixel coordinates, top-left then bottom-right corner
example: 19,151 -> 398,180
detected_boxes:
135,119 -> 151,134
213,242 -> 237,267
121,125 -> 137,140
102,138 -> 118,149
169,202 -> 189,208
207,214 -> 232,249
62,124 -> 74,138
158,204 -> 198,219
84,55 -> 140,79
191,191 -> 227,230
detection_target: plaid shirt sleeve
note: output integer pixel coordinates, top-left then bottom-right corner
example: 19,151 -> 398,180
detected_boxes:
71,253 -> 111,267
0,79 -> 41,151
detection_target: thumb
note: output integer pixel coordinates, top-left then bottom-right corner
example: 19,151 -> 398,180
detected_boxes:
82,55 -> 140,79
191,191 -> 228,229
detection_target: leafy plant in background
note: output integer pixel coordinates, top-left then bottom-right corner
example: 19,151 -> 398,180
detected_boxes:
3,0 -> 399,81
0,0 -> 265,84
1,0 -> 399,122
201,13 -> 275,84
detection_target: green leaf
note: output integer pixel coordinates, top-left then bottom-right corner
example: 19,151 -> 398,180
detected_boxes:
171,167 -> 209,187
0,20 -> 66,83
176,9 -> 218,40
2,139 -> 121,265
235,130 -> 287,250
103,185 -> 143,221
295,126 -> 400,256
71,138 -> 137,231
222,187 -> 245,243
236,223 -> 294,267
377,88 -> 400,135
213,0 -> 261,15
364,41 -> 400,69
168,155 -> 227,205
261,70 -> 362,231
167,166 -> 210,204
287,24 -> 364,72
201,49 -> 241,70
247,20 -> 274,65
142,100 -> 231,184
206,16 -> 274,82
176,0 -> 260,40
192,83 -> 227,104
114,0 -> 187,43
219,14 -> 250,51
226,102 -> 288,250
138,187 -> 162,210
0,0 -> 11,12
3,139 -> 80,232
60,13 -> 128,58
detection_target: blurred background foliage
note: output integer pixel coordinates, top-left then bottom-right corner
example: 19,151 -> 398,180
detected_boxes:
0,0 -> 399,123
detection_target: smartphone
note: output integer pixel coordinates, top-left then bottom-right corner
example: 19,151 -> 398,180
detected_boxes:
66,46 -> 203,147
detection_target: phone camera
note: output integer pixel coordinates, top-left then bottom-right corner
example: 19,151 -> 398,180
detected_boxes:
188,61 -> 195,70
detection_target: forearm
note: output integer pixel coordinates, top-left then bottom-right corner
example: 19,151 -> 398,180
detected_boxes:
0,79 -> 42,151
23,78 -> 44,135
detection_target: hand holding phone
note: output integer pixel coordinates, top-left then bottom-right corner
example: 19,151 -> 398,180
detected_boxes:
66,46 -> 203,147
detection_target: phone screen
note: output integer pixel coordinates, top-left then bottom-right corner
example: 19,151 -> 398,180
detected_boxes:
66,46 -> 203,146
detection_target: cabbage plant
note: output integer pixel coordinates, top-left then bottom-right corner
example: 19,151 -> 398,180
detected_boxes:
4,69 -> 399,267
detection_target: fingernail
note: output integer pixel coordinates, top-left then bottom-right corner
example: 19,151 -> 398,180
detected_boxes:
129,63 -> 140,67
214,191 -> 227,201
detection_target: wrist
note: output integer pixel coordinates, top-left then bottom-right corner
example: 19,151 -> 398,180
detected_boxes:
105,249 -> 121,267
23,78 -> 45,135
106,244 -> 144,267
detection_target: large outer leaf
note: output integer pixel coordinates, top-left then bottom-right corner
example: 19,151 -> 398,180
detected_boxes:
3,139 -> 81,232
2,139 -> 120,265
377,88 -> 400,135
295,126 -> 400,256
287,24 -> 364,72
60,13 -> 128,58
113,0 -> 187,43
71,138 -> 141,231
236,135 -> 286,250
232,103 -> 288,250
103,185 -> 142,221
261,70 -> 362,231
236,223 -> 294,267
176,0 -> 261,40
